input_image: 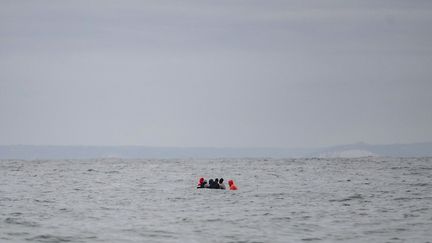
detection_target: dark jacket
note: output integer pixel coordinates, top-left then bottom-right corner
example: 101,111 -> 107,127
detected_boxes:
209,180 -> 220,189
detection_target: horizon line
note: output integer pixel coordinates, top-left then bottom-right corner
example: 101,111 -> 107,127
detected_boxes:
1,141 -> 432,149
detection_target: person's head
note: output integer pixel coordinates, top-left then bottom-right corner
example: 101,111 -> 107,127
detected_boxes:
219,178 -> 224,184
215,178 -> 219,183
228,180 -> 234,186
203,180 -> 207,185
198,177 -> 204,184
209,179 -> 214,184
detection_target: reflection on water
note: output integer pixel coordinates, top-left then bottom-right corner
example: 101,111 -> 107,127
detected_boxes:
1,157 -> 431,242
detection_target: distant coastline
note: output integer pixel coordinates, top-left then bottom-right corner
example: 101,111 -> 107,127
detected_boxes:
1,142 -> 432,159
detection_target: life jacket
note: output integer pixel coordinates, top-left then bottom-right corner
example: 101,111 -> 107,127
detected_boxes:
228,180 -> 238,190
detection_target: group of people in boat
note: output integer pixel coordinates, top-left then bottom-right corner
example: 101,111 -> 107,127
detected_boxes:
197,177 -> 238,190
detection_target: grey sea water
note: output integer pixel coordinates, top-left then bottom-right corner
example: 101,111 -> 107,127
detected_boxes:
0,157 -> 431,243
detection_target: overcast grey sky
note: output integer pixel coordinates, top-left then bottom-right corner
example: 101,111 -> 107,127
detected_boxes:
0,0 -> 431,147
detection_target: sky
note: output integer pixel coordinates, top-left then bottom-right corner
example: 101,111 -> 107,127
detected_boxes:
0,0 -> 431,148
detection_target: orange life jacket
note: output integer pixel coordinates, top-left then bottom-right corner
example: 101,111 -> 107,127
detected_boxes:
228,180 -> 238,190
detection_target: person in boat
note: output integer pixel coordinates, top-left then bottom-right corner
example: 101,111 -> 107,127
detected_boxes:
208,178 -> 220,189
219,178 -> 226,190
197,177 -> 207,188
208,179 -> 215,188
214,178 -> 220,189
197,177 -> 204,187
228,179 -> 238,190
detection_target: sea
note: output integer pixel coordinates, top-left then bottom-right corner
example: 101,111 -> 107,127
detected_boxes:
1,157 -> 431,243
